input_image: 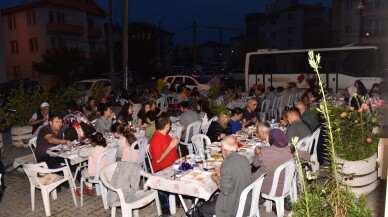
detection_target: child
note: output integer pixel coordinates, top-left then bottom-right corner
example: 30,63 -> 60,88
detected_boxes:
121,130 -> 139,162
78,132 -> 108,196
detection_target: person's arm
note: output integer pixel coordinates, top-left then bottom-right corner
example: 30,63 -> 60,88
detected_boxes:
251,147 -> 262,167
77,146 -> 96,157
29,113 -> 45,126
44,134 -> 72,147
218,164 -> 233,196
137,118 -> 142,127
156,136 -> 179,163
206,122 -> 218,142
95,119 -> 108,133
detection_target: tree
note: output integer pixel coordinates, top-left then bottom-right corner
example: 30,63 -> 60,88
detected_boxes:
32,48 -> 85,83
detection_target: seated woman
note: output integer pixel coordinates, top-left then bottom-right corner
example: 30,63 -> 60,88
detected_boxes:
116,103 -> 134,127
369,83 -> 381,100
206,110 -> 232,142
137,102 -> 151,127
77,132 -> 108,195
121,130 -> 138,162
110,123 -> 126,158
252,129 -> 310,196
145,111 -> 158,139
197,99 -> 213,132
64,112 -> 95,143
82,97 -> 98,120
229,107 -> 244,134
347,86 -> 363,109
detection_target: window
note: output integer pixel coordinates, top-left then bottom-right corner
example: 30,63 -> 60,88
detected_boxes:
29,38 -> 38,52
13,65 -> 21,78
27,11 -> 36,26
88,18 -> 94,28
51,38 -> 57,50
10,40 -> 18,54
49,11 -> 55,22
89,41 -> 96,52
8,16 -> 16,30
56,12 -> 64,23
185,77 -> 196,85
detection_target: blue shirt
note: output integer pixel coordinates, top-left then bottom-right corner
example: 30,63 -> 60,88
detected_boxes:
229,119 -> 242,134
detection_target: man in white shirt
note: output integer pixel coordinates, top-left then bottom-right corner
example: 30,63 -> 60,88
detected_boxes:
29,102 -> 50,136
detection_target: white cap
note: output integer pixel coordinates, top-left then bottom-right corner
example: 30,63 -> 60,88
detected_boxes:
41,102 -> 50,108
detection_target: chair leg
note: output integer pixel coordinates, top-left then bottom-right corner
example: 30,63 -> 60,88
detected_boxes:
80,177 -> 85,207
275,198 -> 284,217
155,193 -> 162,216
100,184 -> 109,209
41,189 -> 51,216
111,206 -> 116,217
31,185 -> 35,211
50,189 -> 57,200
68,180 -> 78,207
134,209 -> 139,217
265,200 -> 272,212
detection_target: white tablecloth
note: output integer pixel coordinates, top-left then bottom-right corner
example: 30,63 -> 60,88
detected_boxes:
47,145 -> 88,165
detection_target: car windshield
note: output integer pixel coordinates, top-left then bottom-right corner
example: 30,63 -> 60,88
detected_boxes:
74,82 -> 93,91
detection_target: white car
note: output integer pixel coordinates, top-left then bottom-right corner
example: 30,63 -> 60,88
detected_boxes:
163,75 -> 210,91
73,79 -> 112,104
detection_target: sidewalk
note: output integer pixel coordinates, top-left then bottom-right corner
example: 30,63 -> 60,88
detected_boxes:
0,132 -> 385,216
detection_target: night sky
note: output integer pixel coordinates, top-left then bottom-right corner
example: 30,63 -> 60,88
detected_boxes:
0,0 -> 331,45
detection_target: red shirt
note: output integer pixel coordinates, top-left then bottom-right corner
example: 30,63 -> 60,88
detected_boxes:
150,130 -> 178,172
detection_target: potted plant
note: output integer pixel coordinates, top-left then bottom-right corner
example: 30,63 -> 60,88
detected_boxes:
291,51 -> 372,216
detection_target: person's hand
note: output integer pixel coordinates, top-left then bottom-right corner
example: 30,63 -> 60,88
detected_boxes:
42,117 -> 47,122
65,140 -> 72,148
211,173 -> 219,183
250,117 -> 258,123
280,119 -> 288,127
169,137 -> 179,149
214,166 -> 221,177
219,133 -> 226,139
254,146 -> 261,154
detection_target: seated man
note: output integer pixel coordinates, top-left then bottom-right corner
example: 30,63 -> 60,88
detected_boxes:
95,105 -> 115,133
201,136 -> 252,217
257,121 -> 271,146
35,114 -> 72,169
242,98 -> 258,126
285,107 -> 311,143
149,114 -> 179,213
295,101 -> 320,132
29,102 -> 50,136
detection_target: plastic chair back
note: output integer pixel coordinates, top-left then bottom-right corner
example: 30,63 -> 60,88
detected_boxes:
28,137 -> 38,163
191,134 -> 211,154
93,148 -> 117,182
182,121 -> 202,155
268,160 -> 296,197
145,144 -> 154,174
129,138 -> 148,169
119,99 -> 128,106
236,173 -> 265,217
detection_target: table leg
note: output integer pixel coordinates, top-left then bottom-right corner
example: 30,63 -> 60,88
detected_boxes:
169,194 -> 177,214
64,159 -> 77,192
178,194 -> 188,212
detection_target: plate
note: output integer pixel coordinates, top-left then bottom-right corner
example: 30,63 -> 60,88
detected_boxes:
209,142 -> 221,147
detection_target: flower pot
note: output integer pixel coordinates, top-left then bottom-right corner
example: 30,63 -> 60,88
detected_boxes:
337,153 -> 379,195
10,126 -> 33,148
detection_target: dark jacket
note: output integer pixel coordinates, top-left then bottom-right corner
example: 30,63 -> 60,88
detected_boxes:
206,121 -> 232,142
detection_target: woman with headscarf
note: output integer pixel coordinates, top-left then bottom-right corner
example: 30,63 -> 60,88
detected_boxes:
251,129 -> 310,196
64,112 -> 95,143
206,110 -> 232,142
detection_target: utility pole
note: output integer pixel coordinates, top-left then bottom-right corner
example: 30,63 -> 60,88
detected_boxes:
358,0 -> 365,45
122,0 -> 129,89
219,28 -> 223,63
108,0 -> 115,91
192,22 -> 197,69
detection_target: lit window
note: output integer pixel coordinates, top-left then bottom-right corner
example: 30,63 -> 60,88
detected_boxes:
29,38 -> 39,52
10,40 -> 18,54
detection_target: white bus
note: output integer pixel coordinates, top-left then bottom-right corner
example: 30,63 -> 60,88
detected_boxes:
245,46 -> 383,92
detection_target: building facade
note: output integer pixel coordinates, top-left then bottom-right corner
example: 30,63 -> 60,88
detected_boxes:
1,0 -> 107,85
245,0 -> 332,50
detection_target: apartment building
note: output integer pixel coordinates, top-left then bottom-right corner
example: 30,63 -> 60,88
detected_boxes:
1,0 -> 107,85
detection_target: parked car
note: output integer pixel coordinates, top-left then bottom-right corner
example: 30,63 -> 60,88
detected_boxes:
223,69 -> 245,81
99,73 -> 122,88
73,79 -> 111,104
163,75 -> 210,91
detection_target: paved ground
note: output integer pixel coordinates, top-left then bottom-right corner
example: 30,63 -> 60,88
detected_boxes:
0,132 -> 385,217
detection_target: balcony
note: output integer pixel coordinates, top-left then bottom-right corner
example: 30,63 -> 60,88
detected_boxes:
88,28 -> 102,38
46,22 -> 84,36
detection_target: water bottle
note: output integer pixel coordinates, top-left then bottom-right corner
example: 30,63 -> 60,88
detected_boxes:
199,150 -> 205,160
190,154 -> 195,164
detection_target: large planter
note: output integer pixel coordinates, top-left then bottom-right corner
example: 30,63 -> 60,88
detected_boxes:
11,126 -> 33,148
337,153 -> 379,195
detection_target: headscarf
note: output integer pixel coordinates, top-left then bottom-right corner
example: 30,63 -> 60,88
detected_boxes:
64,113 -> 78,129
217,110 -> 230,129
268,129 -> 288,148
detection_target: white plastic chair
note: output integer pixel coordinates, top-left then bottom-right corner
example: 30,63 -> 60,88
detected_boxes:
100,162 -> 162,217
202,116 -> 217,134
296,127 -> 321,172
269,97 -> 279,120
156,96 -> 168,109
262,159 -> 296,217
145,144 -> 154,174
91,119 -> 97,128
129,138 -> 148,171
259,99 -> 271,121
179,121 -> 202,156
132,104 -> 142,125
119,99 -> 128,106
276,95 -> 285,120
28,137 -> 38,163
191,134 -> 211,154
80,148 -> 117,209
236,173 -> 265,217
286,94 -> 295,109
23,162 -> 77,216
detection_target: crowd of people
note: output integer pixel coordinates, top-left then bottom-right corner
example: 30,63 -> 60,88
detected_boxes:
25,78 -> 384,216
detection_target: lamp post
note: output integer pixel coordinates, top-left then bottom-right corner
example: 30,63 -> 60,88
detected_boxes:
358,0 -> 365,45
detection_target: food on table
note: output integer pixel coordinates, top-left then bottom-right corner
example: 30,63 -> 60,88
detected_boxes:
211,154 -> 222,160
195,176 -> 204,181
